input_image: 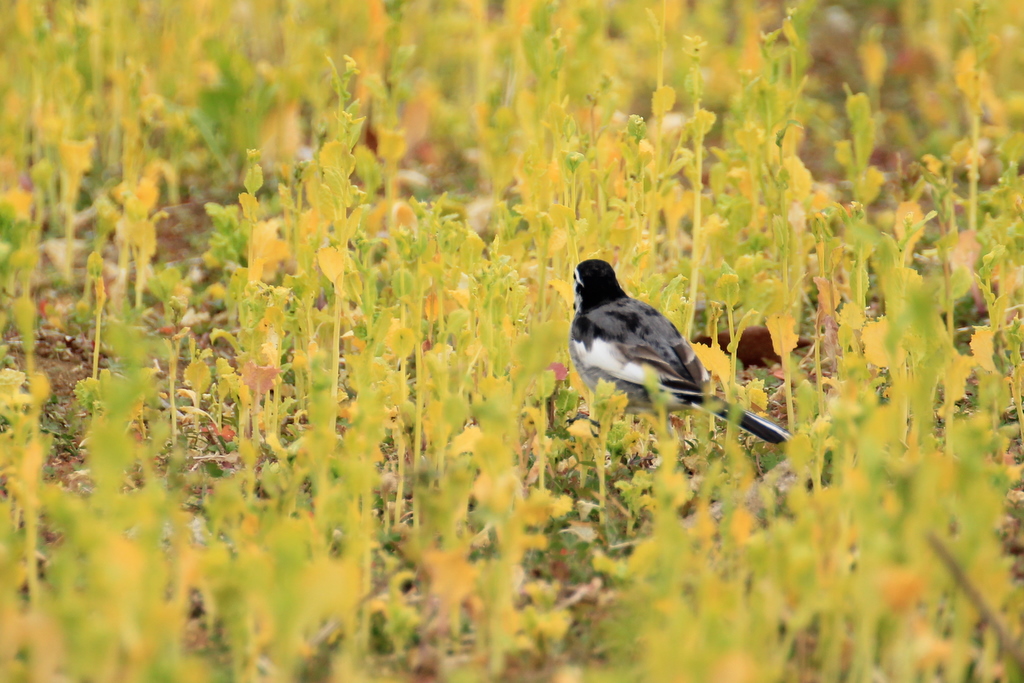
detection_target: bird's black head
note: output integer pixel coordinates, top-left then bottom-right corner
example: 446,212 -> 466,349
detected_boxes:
574,259 -> 627,313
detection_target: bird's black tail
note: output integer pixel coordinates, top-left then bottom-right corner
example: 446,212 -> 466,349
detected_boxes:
700,398 -> 791,444
730,408 -> 791,444
663,382 -> 791,444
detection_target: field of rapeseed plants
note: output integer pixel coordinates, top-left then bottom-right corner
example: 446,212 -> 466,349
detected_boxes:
3,0 -> 1024,680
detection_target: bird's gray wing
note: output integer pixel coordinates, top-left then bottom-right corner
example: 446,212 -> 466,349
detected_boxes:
616,343 -> 687,382
614,342 -> 706,404
670,341 -> 710,386
607,300 -> 710,387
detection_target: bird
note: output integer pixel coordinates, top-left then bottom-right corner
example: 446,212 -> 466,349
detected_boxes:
568,259 -> 791,444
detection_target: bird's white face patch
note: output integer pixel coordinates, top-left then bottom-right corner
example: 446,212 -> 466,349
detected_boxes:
571,338 -> 647,385
573,267 -> 584,311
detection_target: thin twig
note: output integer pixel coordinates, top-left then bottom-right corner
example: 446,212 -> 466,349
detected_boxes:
927,532 -> 1024,671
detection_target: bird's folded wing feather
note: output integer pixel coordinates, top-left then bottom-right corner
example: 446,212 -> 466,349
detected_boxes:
619,343 -> 707,403
671,342 -> 710,386
575,338 -> 706,402
618,343 -> 687,381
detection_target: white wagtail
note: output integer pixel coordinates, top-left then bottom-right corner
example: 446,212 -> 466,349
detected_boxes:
568,259 -> 791,444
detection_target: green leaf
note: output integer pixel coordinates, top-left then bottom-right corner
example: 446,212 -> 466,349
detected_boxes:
244,150 -> 264,195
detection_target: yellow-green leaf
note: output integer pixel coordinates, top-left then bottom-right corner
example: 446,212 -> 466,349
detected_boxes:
184,360 -> 212,396
317,246 -> 346,287
861,318 -> 890,367
691,341 -> 730,382
766,313 -> 798,357
970,326 -> 996,372
652,85 -> 676,118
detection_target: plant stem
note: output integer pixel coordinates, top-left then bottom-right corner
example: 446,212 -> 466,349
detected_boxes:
331,290 -> 342,436
92,298 -> 103,380
168,337 -> 179,444
968,110 -> 980,235
63,193 -> 74,281
684,121 -> 704,339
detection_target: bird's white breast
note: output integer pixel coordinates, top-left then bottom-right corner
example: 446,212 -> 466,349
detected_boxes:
571,338 -> 647,385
